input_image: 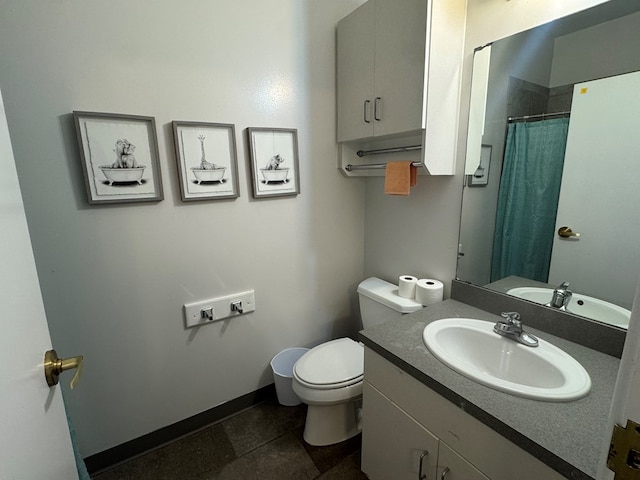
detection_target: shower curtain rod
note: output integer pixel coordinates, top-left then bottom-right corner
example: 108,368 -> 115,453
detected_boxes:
507,111 -> 571,123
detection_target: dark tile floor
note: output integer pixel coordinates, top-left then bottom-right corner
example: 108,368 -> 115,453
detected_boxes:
92,398 -> 368,480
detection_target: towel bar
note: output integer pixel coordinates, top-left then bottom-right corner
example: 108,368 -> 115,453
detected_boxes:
345,161 -> 424,172
356,145 -> 422,157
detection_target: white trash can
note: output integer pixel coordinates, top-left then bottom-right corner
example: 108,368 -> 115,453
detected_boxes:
270,347 -> 309,406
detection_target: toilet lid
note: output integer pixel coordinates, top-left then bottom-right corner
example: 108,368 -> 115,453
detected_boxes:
294,338 -> 364,386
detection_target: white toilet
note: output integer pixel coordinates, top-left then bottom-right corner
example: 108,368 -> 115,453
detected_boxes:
292,277 -> 423,446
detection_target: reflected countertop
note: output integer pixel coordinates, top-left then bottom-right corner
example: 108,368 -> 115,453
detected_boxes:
358,299 -> 619,480
484,274 -> 552,294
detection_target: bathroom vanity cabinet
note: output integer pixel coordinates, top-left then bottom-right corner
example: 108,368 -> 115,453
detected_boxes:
363,380 -> 489,480
362,348 -> 566,480
336,0 -> 464,176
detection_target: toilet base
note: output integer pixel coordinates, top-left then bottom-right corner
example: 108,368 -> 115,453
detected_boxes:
302,398 -> 362,446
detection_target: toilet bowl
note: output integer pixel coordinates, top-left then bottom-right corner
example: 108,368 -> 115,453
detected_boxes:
292,338 -> 364,446
291,277 -> 423,446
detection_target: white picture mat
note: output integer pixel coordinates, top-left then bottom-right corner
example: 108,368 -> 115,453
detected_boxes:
80,118 -> 157,198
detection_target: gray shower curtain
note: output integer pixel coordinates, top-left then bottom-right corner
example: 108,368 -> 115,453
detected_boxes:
490,117 -> 570,283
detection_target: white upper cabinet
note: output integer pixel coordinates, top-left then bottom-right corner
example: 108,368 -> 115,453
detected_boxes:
337,0 -> 427,143
336,0 -> 465,176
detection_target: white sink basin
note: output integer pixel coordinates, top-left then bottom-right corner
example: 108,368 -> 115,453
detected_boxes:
507,286 -> 630,328
423,318 -> 591,401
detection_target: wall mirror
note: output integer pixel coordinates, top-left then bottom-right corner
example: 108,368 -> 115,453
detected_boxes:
457,0 -> 640,330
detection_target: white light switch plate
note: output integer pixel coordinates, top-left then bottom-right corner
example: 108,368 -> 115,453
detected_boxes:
183,289 -> 255,328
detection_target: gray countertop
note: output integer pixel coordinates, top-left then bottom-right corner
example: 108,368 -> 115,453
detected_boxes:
484,274 -> 552,294
358,299 -> 620,480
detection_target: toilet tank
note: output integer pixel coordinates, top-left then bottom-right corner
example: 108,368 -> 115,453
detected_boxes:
357,277 -> 423,328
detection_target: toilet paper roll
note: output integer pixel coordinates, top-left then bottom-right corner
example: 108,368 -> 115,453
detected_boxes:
416,278 -> 444,306
398,275 -> 418,299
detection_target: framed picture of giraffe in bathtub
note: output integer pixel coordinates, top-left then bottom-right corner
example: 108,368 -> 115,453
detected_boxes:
172,121 -> 240,201
73,111 -> 163,204
247,127 -> 300,198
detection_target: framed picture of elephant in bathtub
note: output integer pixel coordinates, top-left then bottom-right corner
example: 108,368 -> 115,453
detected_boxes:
73,111 -> 163,204
247,127 -> 300,198
172,121 -> 240,201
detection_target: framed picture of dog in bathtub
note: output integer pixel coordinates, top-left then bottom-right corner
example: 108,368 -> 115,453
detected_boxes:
172,121 -> 240,201
247,127 -> 300,198
73,111 -> 163,204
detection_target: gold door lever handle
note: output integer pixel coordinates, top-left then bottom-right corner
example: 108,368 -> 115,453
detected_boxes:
558,226 -> 581,238
44,349 -> 84,389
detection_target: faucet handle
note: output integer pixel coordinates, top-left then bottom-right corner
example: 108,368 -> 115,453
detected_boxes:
500,311 -> 521,325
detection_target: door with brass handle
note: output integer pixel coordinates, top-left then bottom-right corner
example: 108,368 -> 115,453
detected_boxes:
44,349 -> 84,389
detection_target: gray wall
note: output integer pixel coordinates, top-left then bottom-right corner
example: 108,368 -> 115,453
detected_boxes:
550,10 -> 640,87
363,176 -> 461,293
0,0 -> 366,456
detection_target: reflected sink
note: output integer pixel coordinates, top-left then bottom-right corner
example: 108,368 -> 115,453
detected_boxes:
507,286 -> 630,328
423,318 -> 591,401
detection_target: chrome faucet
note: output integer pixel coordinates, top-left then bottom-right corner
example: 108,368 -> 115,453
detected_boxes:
547,281 -> 572,310
493,312 -> 539,347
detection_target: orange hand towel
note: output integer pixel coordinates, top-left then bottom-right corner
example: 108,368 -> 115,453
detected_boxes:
384,161 -> 417,196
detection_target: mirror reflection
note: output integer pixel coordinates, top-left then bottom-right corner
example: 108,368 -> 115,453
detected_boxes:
458,0 -> 640,329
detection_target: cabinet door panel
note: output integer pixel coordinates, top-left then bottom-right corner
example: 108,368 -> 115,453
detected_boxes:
438,442 -> 490,480
337,0 -> 375,142
362,381 -> 439,480
373,0 -> 427,137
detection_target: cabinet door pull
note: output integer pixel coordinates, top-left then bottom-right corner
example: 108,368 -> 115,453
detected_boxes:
418,449 -> 429,480
440,467 -> 450,480
364,100 -> 371,123
374,97 -> 382,121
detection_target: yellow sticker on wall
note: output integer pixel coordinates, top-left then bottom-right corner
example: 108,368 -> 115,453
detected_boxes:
580,87 -> 588,94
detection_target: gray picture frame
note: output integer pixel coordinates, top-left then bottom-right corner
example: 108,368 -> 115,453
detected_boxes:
247,127 -> 300,199
172,121 -> 240,202
73,111 -> 163,204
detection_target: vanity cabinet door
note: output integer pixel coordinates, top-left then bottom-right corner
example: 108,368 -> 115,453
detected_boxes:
362,381 -> 439,480
438,442 -> 491,480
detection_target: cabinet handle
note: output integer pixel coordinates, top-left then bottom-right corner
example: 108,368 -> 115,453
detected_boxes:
418,449 -> 429,480
441,467 -> 450,480
374,97 -> 382,121
364,100 -> 371,123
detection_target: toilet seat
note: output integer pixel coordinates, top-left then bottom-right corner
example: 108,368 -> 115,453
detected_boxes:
293,338 -> 364,390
